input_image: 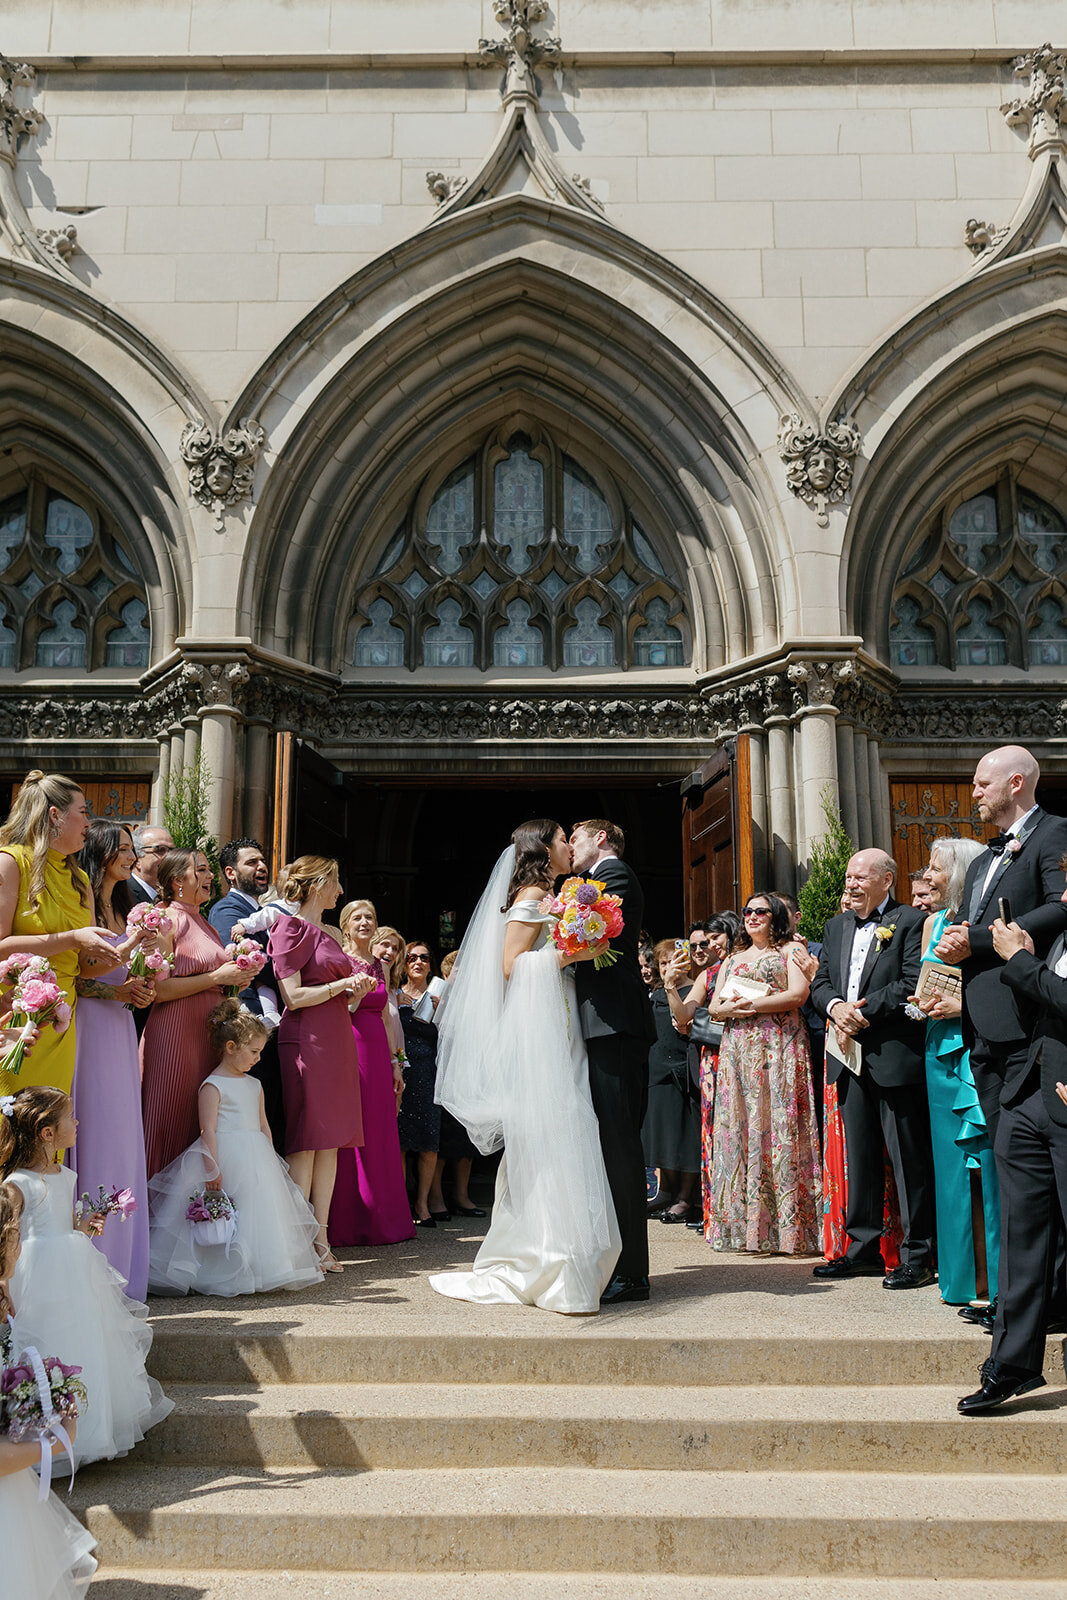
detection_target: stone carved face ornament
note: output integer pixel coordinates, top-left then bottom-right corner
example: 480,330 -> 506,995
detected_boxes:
479,0 -> 562,101
180,418 -> 265,533
778,414 -> 862,528
0,55 -> 42,161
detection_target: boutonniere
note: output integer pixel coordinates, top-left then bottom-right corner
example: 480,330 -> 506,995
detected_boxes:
1006,838 -> 1023,856
875,923 -> 896,947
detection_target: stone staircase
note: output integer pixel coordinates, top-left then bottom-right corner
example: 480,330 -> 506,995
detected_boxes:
71,1234 -> 1067,1598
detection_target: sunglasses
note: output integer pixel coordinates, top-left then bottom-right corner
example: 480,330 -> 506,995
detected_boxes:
690,938 -> 710,949
407,953 -> 430,962
743,907 -> 771,918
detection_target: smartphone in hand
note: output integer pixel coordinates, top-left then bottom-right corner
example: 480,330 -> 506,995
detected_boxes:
998,896 -> 1012,924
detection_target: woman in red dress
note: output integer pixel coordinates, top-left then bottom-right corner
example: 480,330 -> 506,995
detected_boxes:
141,849 -> 245,1179
269,857 -> 373,1272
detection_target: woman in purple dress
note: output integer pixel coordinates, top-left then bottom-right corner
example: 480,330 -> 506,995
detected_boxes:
270,857 -> 373,1273
69,821 -> 155,1299
329,899 -> 414,1248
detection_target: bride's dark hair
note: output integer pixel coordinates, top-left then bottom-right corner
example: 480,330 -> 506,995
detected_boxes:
503,818 -> 562,909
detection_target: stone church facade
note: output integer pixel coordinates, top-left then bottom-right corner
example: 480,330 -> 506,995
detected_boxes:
1,2 -> 1065,907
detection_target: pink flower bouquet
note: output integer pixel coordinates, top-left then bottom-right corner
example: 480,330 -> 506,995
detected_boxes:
74,1184 -> 138,1223
124,946 -> 173,1010
223,938 -> 268,995
125,904 -> 175,1008
126,903 -> 174,937
538,876 -> 625,970
0,953 -> 71,1077
186,1187 -> 239,1248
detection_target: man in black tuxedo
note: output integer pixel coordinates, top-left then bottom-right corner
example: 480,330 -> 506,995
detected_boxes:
569,818 -> 656,1304
208,836 -> 286,1151
810,849 -> 935,1288
959,877 -> 1067,1412
935,746 -> 1067,1329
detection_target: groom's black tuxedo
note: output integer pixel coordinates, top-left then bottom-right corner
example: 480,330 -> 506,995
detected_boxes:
811,899 -> 934,1268
574,856 -> 655,1281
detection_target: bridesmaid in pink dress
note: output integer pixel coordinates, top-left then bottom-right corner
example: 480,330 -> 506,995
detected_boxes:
269,858 -> 371,1273
329,899 -> 414,1248
141,849 -> 244,1180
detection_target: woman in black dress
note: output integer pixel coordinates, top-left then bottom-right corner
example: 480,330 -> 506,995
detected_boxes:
642,937 -> 702,1224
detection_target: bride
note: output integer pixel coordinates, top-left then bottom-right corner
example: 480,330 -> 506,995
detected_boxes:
429,819 -> 621,1314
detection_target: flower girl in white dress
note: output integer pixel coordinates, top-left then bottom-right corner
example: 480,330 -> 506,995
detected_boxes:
0,1181 -> 98,1597
1,1084 -> 172,1470
149,1000 -> 323,1297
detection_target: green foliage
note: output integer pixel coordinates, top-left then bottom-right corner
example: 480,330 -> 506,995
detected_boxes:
162,756 -> 220,896
797,785 -> 855,942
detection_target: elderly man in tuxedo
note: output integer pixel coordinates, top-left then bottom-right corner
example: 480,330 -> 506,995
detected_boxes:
128,824 -> 174,907
936,745 -> 1067,1331
958,867 -> 1067,1411
810,849 -> 935,1288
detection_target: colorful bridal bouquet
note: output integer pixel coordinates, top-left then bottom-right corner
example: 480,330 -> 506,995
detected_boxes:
124,903 -> 175,1008
74,1184 -> 138,1224
0,953 -> 71,1077
222,938 -> 268,995
538,877 -> 624,970
186,1187 -> 239,1249
0,1324 -> 86,1495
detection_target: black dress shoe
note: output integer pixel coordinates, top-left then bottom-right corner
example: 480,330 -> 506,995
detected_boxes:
812,1257 -> 885,1280
685,1217 -> 705,1231
958,1303 -> 992,1324
451,1204 -> 487,1218
661,1205 -> 699,1225
883,1263 -> 936,1290
600,1275 -> 650,1305
958,1357 -> 1046,1414
429,1210 -> 452,1222
413,1215 -> 436,1229
980,1301 -> 998,1333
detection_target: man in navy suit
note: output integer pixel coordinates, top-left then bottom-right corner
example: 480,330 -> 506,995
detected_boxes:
208,837 -> 285,1150
959,867 -> 1067,1412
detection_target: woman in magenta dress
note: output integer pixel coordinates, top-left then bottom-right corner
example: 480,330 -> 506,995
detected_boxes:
269,858 -> 371,1273
70,820 -> 155,1299
329,899 -> 414,1248
141,849 -> 245,1181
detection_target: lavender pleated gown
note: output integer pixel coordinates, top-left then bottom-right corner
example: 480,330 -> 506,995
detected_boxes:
69,935 -> 151,1301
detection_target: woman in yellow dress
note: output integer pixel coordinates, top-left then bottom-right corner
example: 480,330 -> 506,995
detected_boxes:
0,772 -> 118,1095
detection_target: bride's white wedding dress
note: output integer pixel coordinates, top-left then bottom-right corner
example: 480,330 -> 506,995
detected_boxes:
430,883 -> 621,1316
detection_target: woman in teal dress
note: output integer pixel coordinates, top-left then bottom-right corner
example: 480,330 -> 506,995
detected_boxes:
915,836 -> 1000,1306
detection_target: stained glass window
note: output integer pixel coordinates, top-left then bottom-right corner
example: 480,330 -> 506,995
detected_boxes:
889,596 -> 937,667
1027,597 -> 1067,666
104,598 -> 151,669
0,609 -> 14,669
35,599 -> 86,668
422,598 -> 474,667
1018,491 -> 1065,574
352,428 -> 689,671
45,495 -> 94,575
0,494 -> 26,571
948,492 -> 999,573
955,598 -> 1006,667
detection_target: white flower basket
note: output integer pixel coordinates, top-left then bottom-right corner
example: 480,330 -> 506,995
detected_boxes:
190,1217 -> 237,1248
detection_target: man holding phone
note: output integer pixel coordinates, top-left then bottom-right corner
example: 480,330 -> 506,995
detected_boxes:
935,745 -> 1067,1329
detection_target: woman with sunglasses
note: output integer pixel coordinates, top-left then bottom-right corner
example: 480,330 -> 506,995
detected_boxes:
669,894 -> 820,1253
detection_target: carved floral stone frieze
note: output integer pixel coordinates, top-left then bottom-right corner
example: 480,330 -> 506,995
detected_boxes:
426,171 -> 468,204
786,658 -> 857,712
478,0 -> 562,102
36,224 -> 78,263
179,660 -> 251,710
0,55 -> 42,164
1001,42 -> 1066,158
179,418 -> 265,532
777,414 -> 863,527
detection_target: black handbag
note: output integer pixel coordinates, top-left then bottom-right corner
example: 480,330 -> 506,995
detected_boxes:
688,1005 -> 723,1051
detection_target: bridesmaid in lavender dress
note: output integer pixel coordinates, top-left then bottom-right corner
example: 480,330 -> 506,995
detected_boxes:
269,858 -> 372,1273
329,899 -> 414,1248
69,821 -> 156,1299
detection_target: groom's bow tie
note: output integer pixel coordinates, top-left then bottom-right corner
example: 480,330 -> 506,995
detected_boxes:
986,833 -> 1014,856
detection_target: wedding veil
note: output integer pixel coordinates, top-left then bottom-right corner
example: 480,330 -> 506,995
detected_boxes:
433,844 -> 513,1153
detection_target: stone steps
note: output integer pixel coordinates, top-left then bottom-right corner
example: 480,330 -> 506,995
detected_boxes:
140,1379 -> 1067,1474
70,1465 -> 1067,1578
90,1575 -> 1067,1600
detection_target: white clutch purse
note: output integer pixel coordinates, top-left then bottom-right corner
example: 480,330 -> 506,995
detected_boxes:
719,975 -> 771,1003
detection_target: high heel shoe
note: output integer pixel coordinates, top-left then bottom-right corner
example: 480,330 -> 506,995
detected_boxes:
314,1239 -> 344,1272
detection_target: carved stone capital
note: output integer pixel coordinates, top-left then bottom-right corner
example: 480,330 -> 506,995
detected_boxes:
36,224 -> 78,263
787,658 -> 856,713
0,55 -> 42,166
426,171 -> 468,205
177,659 -> 251,711
778,413 -> 862,527
478,0 -> 562,102
1001,43 -> 1066,158
179,417 -> 265,533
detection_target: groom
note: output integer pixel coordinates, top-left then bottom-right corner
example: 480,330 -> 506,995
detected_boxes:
570,819 -> 656,1304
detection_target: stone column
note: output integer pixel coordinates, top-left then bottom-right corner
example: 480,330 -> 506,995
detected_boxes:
243,722 -> 272,845
795,705 -> 840,867
868,739 -> 892,853
199,706 -> 239,846
168,727 -> 184,779
182,717 -> 200,773
765,717 -> 796,894
741,725 -> 769,888
853,730 -> 873,845
835,720 -> 859,844
150,736 -> 170,824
